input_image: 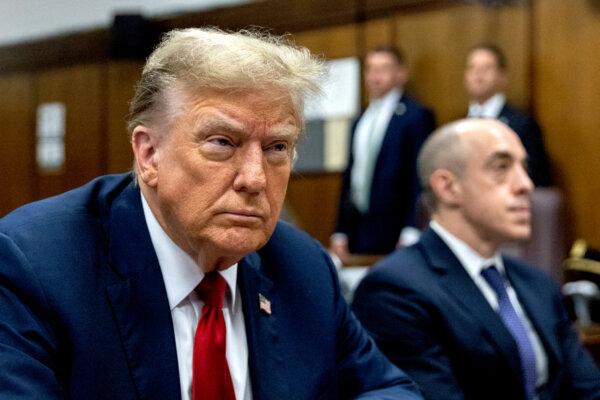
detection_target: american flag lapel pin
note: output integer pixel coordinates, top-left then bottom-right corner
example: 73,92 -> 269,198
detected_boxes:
258,293 -> 272,315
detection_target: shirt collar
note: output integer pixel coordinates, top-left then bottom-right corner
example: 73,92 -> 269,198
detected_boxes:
374,87 -> 402,108
430,220 -> 505,279
140,192 -> 238,310
365,88 -> 403,120
468,92 -> 506,119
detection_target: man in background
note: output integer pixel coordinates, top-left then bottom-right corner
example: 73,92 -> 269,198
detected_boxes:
331,45 -> 435,258
0,28 -> 422,400
353,119 -> 600,399
464,43 -> 552,187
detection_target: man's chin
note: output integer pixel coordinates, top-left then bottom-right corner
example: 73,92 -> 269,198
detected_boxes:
216,228 -> 270,255
507,227 -> 531,243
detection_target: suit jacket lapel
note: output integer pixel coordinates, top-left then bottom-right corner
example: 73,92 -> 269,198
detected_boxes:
379,95 -> 408,147
238,252 -> 289,400
498,103 -> 511,126
373,95 -> 409,173
105,183 -> 180,399
418,229 -> 525,383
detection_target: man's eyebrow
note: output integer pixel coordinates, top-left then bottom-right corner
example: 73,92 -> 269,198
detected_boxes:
194,115 -> 299,139
490,151 -> 512,159
485,150 -> 529,167
196,114 -> 245,134
269,125 -> 300,140
484,151 -> 513,165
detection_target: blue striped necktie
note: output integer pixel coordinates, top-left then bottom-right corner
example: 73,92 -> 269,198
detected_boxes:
481,265 -> 537,400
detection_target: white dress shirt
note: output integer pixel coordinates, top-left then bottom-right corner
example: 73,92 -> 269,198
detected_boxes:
430,221 -> 548,390
468,93 -> 506,119
141,194 -> 252,400
351,88 -> 403,210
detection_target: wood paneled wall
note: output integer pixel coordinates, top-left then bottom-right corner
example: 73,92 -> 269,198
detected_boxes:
0,74 -> 35,216
534,0 -> 600,248
294,3 -> 531,122
287,172 -> 343,244
1,0 -> 599,250
106,61 -> 142,173
35,65 -> 106,199
395,3 -> 530,123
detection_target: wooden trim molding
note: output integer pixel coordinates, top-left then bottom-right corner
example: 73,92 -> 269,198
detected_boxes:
0,0 -> 457,73
0,30 -> 110,73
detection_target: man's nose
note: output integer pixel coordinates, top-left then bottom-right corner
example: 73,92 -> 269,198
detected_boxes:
514,164 -> 534,194
233,144 -> 267,193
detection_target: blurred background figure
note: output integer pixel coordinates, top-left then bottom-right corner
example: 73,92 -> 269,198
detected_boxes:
331,45 -> 435,259
464,43 -> 552,187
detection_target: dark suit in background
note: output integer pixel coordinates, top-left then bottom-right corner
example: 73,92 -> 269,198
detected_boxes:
353,228 -> 600,400
498,103 -> 552,187
336,94 -> 435,254
0,174 -> 421,399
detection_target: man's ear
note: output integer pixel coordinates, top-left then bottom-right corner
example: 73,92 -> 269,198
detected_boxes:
429,169 -> 461,208
131,125 -> 159,187
396,64 -> 409,87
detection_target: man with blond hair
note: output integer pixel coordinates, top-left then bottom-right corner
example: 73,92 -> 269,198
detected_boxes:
353,119 -> 600,399
0,28 -> 421,399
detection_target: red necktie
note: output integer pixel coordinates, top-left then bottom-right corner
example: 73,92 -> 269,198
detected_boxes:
192,272 -> 236,400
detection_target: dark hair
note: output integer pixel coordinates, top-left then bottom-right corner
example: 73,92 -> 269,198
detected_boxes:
469,43 -> 507,70
368,45 -> 406,65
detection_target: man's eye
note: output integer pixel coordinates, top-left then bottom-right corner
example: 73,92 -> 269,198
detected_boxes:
210,137 -> 233,147
264,142 -> 289,153
264,142 -> 292,164
271,143 -> 288,152
490,159 -> 510,171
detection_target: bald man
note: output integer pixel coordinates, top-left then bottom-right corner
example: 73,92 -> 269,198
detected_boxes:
353,119 -> 600,400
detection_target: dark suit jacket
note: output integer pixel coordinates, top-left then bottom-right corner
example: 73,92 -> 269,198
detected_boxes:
336,94 -> 435,254
352,228 -> 600,400
0,174 -> 422,400
498,103 -> 552,187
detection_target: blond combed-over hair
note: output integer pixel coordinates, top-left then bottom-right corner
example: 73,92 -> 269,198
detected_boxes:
127,27 -> 325,136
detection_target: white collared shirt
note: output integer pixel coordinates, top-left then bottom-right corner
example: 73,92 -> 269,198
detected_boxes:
351,88 -> 403,208
468,93 -> 506,119
430,221 -> 548,390
141,194 -> 252,400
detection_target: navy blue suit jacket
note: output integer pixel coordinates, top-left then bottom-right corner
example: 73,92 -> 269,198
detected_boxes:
353,228 -> 600,400
498,103 -> 552,187
336,94 -> 435,254
0,174 -> 422,400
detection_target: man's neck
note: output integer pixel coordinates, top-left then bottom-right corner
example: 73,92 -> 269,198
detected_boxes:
432,213 -> 499,258
471,91 -> 503,106
370,87 -> 402,103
